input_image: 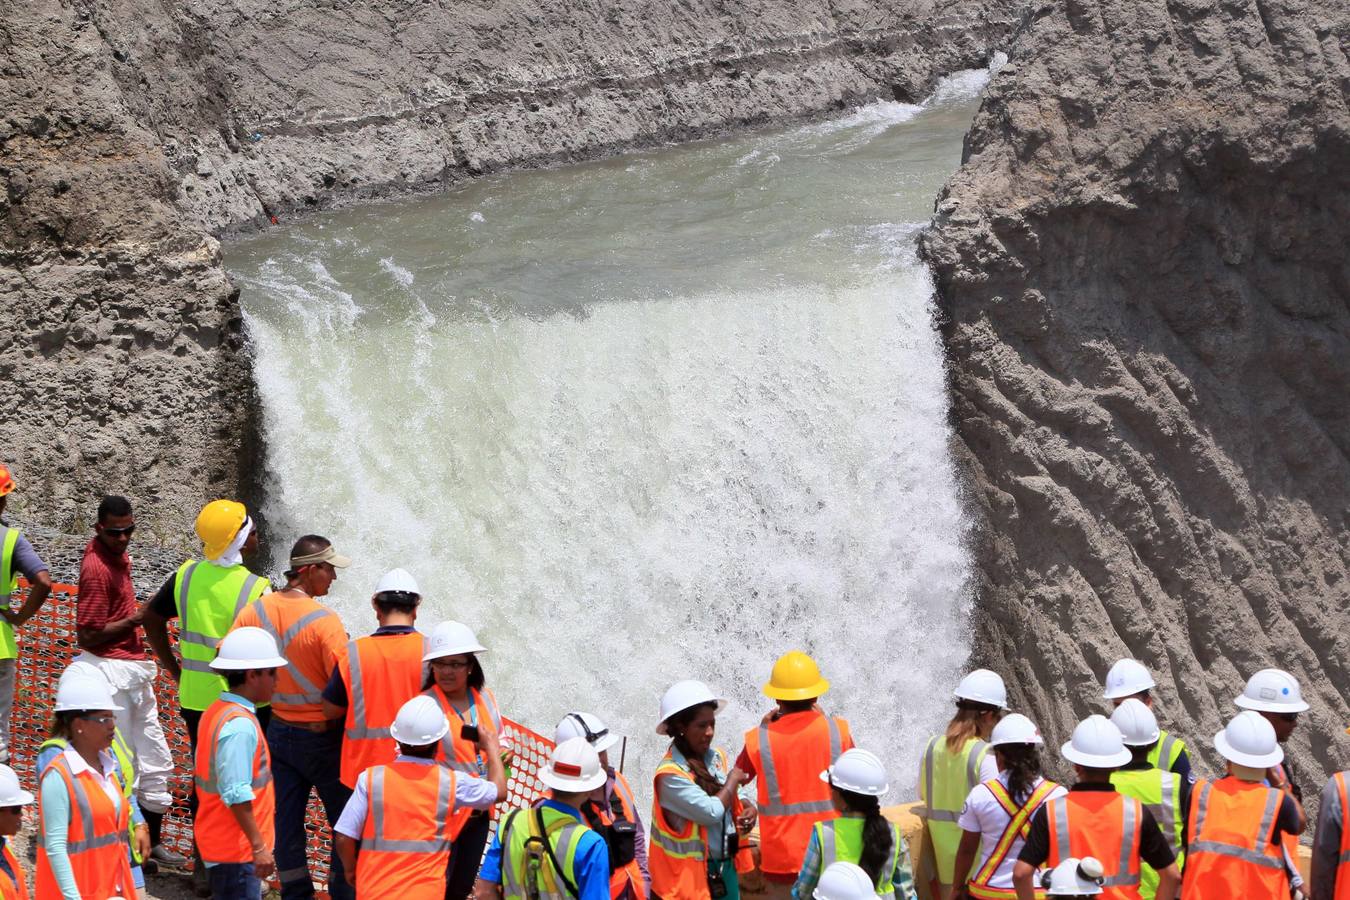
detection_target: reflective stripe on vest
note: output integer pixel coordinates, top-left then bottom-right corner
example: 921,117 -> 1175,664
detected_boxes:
0,527 -> 20,659
428,686 -> 500,775
1048,795 -> 1141,889
501,807 -> 589,900
346,638 -> 389,741
44,756 -> 126,854
195,706 -> 273,794
757,716 -> 842,817
365,764 -> 455,853
922,735 -> 988,823
248,601 -> 329,706
1336,772 -> 1350,897
816,818 -> 900,892
1189,779 -> 1285,870
971,779 -> 1060,887
177,561 -> 266,707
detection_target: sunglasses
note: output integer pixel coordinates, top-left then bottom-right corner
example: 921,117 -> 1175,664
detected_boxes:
1273,712 -> 1299,723
101,525 -> 135,537
77,713 -> 117,725
430,658 -> 471,671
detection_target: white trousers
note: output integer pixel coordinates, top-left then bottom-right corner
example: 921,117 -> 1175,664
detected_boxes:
77,653 -> 175,814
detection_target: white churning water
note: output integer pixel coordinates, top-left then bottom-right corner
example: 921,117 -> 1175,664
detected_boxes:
226,63 -> 999,803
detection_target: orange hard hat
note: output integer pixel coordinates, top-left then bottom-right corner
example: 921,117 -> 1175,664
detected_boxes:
0,464 -> 14,497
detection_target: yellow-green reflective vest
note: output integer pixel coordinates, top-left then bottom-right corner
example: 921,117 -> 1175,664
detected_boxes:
174,560 -> 268,711
1110,767 -> 1185,900
41,729 -> 143,864
1145,729 -> 1186,773
500,806 -> 591,900
812,817 -> 915,897
920,735 -> 989,883
0,527 -> 22,660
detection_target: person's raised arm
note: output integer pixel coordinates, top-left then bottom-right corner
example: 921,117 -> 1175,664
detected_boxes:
476,719 -> 508,802
8,570 -> 51,627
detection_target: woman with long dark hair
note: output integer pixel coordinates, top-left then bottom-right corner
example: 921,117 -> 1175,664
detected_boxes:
792,749 -> 917,900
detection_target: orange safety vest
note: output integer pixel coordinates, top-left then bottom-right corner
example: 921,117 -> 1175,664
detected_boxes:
339,631 -> 428,787
649,747 -> 754,900
0,838 -> 28,900
595,771 -> 648,900
194,698 -> 276,864
967,778 -> 1059,899
233,591 -> 347,721
424,685 -> 502,776
356,760 -> 469,900
742,711 -> 852,876
35,754 -> 134,900
1333,772 -> 1350,900
1181,777 -> 1288,900
1045,792 -> 1144,900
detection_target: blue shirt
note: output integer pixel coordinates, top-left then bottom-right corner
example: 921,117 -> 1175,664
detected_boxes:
479,799 -> 610,900
203,693 -> 262,867
656,744 -> 744,859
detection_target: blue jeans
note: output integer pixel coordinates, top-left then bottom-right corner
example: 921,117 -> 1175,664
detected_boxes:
266,718 -> 355,900
208,862 -> 262,900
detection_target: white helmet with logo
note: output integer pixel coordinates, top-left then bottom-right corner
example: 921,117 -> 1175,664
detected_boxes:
1234,669 -> 1309,713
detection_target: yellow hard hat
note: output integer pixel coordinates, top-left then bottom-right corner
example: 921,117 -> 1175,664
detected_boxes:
763,650 -> 830,701
195,499 -> 248,560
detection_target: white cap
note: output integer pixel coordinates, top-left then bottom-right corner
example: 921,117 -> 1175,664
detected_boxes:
555,712 -> 621,754
0,764 -> 35,806
1103,659 -> 1156,700
389,695 -> 450,747
1234,669 -> 1309,713
989,713 -> 1043,747
1110,698 -> 1161,747
656,680 -> 728,735
1214,711 -> 1284,768
423,621 -> 487,661
1061,715 -> 1131,768
54,674 -> 123,712
211,627 -> 289,670
1043,857 -> 1105,896
954,669 -> 1008,709
375,568 -> 421,596
540,737 -> 608,792
820,748 -> 888,796
814,862 -> 876,900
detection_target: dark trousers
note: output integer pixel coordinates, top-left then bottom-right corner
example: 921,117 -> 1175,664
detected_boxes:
266,718 -> 355,900
445,812 -> 491,900
209,862 -> 262,900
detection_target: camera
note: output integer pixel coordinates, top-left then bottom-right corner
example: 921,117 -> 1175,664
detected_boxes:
461,724 -> 480,742
707,866 -> 728,899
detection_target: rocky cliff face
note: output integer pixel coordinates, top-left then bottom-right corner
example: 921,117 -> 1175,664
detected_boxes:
922,0 -> 1350,783
2,0 -> 1018,534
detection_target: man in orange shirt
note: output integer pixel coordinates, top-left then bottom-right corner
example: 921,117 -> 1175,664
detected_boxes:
231,535 -> 353,900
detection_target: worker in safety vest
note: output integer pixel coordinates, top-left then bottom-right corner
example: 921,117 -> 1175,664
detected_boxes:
952,713 -> 1065,900
322,567 -> 428,788
0,763 -> 32,900
813,862 -> 885,900
144,499 -> 270,748
0,461 -> 54,766
1041,858 -> 1105,898
736,651 -> 853,895
1109,701 -> 1187,900
1233,668 -> 1311,897
1311,727 -> 1349,900
1013,715 -> 1180,900
193,626 -> 287,900
476,737 -> 611,900
1102,660 -> 1192,784
1181,711 -> 1304,900
921,669 -> 1006,899
231,535 -> 353,900
334,694 -> 506,899
554,712 -> 650,900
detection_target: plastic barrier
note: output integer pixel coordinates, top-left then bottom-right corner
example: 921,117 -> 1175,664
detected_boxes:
8,580 -> 556,892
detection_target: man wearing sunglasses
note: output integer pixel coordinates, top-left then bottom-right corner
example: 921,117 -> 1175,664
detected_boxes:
76,494 -> 184,869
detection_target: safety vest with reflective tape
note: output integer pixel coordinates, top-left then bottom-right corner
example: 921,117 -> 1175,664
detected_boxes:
595,771 -> 648,900
1181,777 -> 1288,900
174,560 -> 269,711
356,760 -> 468,900
0,527 -> 22,660
1145,730 -> 1186,774
233,591 -> 346,720
1111,768 -> 1185,900
0,837 -> 28,900
34,753 -> 134,900
500,805 -> 591,900
424,685 -> 503,776
743,711 -> 851,876
1331,771 -> 1350,900
920,735 -> 990,883
812,816 -> 905,896
338,631 -> 427,787
650,747 -> 754,900
193,698 -> 275,864
966,778 -> 1060,899
1045,792 -> 1143,900
41,730 -> 142,865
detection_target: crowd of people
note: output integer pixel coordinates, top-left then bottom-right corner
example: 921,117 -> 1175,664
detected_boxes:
0,465 -> 1346,900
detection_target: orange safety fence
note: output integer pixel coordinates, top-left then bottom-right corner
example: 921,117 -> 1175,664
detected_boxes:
9,580 -> 557,892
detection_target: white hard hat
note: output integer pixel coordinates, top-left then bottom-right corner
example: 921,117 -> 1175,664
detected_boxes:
555,712 -> 621,754
656,680 -> 728,735
820,748 -> 889,796
539,737 -> 608,792
389,695 -> 450,747
1061,715 -> 1131,768
1042,857 -> 1105,896
814,862 -> 876,900
375,568 -> 421,596
211,626 -> 289,671
989,713 -> 1043,747
422,621 -> 487,661
1110,698 -> 1161,747
954,669 -> 1008,709
53,674 -> 123,712
1234,669 -> 1309,713
1214,711 -> 1284,768
1102,659 -> 1156,700
0,764 -> 35,806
